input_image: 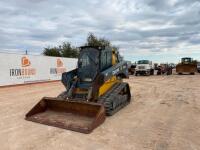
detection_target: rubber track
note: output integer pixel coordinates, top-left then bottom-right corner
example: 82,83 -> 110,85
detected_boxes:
98,82 -> 131,116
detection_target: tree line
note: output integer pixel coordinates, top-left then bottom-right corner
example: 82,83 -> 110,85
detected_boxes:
43,33 -> 118,58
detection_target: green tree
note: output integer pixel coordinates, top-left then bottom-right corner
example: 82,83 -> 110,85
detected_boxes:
85,33 -> 119,51
61,42 -> 79,58
43,47 -> 61,57
85,33 -> 110,47
43,33 -> 119,58
43,42 -> 79,58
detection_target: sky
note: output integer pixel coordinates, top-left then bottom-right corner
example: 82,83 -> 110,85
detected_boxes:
0,0 -> 200,63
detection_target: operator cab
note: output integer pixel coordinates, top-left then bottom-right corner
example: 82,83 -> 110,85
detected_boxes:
181,57 -> 192,64
78,46 -> 116,83
78,47 -> 99,82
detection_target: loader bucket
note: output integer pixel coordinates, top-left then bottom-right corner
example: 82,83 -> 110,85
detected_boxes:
25,97 -> 106,134
176,64 -> 197,73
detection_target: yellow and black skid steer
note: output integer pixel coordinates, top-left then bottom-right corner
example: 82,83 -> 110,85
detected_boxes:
26,46 -> 131,133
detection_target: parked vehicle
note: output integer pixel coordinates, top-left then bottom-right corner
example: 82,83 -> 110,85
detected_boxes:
197,62 -> 200,73
157,64 -> 172,75
135,60 -> 154,76
25,46 -> 131,134
128,63 -> 136,75
176,57 -> 197,75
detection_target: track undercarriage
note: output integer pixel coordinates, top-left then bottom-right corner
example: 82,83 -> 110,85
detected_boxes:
98,82 -> 131,116
58,82 -> 131,116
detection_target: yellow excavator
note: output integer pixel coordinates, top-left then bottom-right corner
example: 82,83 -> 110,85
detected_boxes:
26,46 -> 131,133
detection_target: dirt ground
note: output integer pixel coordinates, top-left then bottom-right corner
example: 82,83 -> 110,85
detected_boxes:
0,75 -> 200,150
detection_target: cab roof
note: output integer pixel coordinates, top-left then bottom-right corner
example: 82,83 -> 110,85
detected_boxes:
79,46 -> 106,51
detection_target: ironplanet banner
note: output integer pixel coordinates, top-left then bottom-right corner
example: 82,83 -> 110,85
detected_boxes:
0,53 -> 77,86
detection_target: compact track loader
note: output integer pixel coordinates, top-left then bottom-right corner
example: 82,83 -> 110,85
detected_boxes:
26,46 -> 131,133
